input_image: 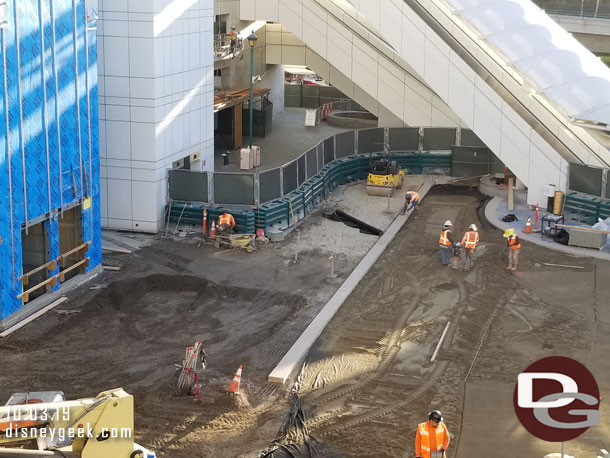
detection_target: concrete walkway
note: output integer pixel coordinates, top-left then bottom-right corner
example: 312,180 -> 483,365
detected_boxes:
268,176 -> 439,384
214,108 -> 352,173
484,195 -> 610,261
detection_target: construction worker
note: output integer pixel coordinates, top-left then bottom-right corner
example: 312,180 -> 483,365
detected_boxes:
461,224 -> 480,271
229,26 -> 237,58
400,191 -> 420,215
415,410 -> 450,458
503,228 -> 521,271
439,221 -> 453,266
218,211 -> 236,236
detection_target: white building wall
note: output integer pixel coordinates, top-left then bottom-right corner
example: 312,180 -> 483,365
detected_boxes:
244,0 -> 581,205
99,0 -> 214,232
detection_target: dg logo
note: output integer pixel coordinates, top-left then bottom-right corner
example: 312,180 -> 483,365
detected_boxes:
513,356 -> 600,442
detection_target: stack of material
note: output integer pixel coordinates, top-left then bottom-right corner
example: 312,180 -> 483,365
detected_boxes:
173,339 -> 207,397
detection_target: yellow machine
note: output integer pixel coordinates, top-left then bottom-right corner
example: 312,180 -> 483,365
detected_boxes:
214,233 -> 256,252
0,388 -> 155,458
366,157 -> 404,196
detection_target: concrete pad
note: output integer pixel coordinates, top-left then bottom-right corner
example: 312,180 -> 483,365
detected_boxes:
485,196 -> 610,262
267,179 -> 435,384
457,380 -> 555,458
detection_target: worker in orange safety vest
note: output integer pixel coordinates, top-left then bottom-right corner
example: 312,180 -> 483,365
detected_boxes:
400,191 -> 420,215
439,221 -> 453,266
461,224 -> 480,271
415,410 -> 450,458
503,228 -> 521,271
218,211 -> 236,236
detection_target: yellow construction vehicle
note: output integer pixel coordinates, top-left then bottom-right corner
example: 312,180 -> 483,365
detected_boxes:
366,157 -> 404,196
0,388 -> 155,458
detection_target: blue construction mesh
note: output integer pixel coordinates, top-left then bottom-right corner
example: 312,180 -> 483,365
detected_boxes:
0,0 -> 100,321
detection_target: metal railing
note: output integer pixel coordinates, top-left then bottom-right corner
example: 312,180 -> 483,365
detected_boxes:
534,0 -> 610,19
214,33 -> 244,61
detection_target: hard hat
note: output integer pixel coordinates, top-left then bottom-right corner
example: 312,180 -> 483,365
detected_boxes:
468,224 -> 478,231
443,220 -> 452,227
503,228 -> 515,238
428,410 -> 443,422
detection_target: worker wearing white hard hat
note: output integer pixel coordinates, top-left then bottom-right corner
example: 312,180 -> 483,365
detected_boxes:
439,221 -> 453,266
461,224 -> 480,271
415,410 -> 450,458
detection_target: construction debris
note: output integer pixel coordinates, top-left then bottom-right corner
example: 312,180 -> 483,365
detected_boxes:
102,265 -> 121,271
55,309 -> 82,315
543,263 -> 585,269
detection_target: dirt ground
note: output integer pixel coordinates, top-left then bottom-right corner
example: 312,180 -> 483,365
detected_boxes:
1,182 -> 609,458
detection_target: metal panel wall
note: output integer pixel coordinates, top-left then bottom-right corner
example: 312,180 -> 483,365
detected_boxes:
569,163 -> 603,196
357,128 -> 384,153
260,168 -> 281,202
423,128 -> 457,151
283,161 -> 298,195
214,173 -> 255,205
323,137 -> 334,164
451,146 -> 493,178
306,147 -> 317,178
460,129 -> 486,147
1,0 -> 100,321
389,127 -> 419,151
169,169 -> 209,202
335,132 -> 355,158
297,155 -> 306,186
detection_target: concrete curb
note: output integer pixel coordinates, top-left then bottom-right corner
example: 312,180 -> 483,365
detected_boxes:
484,196 -> 610,262
267,179 -> 435,384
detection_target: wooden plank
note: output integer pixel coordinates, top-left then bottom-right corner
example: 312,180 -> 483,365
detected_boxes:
17,275 -> 59,301
18,259 -> 58,283
1,297 -> 67,338
18,245 -> 85,283
556,224 -> 610,235
59,258 -> 89,283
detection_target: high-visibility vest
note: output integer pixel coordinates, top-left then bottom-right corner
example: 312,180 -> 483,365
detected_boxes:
219,213 -> 235,227
439,229 -> 452,246
415,421 -> 450,458
507,236 -> 520,250
407,191 -> 420,203
462,230 -> 479,249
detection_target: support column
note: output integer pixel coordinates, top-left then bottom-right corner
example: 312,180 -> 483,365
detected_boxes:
45,215 -> 60,291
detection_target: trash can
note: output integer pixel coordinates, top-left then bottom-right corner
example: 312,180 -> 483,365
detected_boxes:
222,153 -> 229,165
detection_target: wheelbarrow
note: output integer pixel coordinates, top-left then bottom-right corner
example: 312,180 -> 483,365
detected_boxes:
214,233 -> 256,252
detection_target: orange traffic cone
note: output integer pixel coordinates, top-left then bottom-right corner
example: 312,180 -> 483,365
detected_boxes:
209,220 -> 217,239
227,365 -> 242,394
524,216 -> 532,234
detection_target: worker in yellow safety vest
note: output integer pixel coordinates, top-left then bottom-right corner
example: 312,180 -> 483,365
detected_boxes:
461,224 -> 480,271
503,228 -> 521,271
439,221 -> 453,266
400,191 -> 420,215
415,410 -> 450,458
218,212 -> 236,236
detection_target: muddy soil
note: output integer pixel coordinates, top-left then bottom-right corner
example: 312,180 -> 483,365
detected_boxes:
1,184 -> 609,458
256,185 -> 610,458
